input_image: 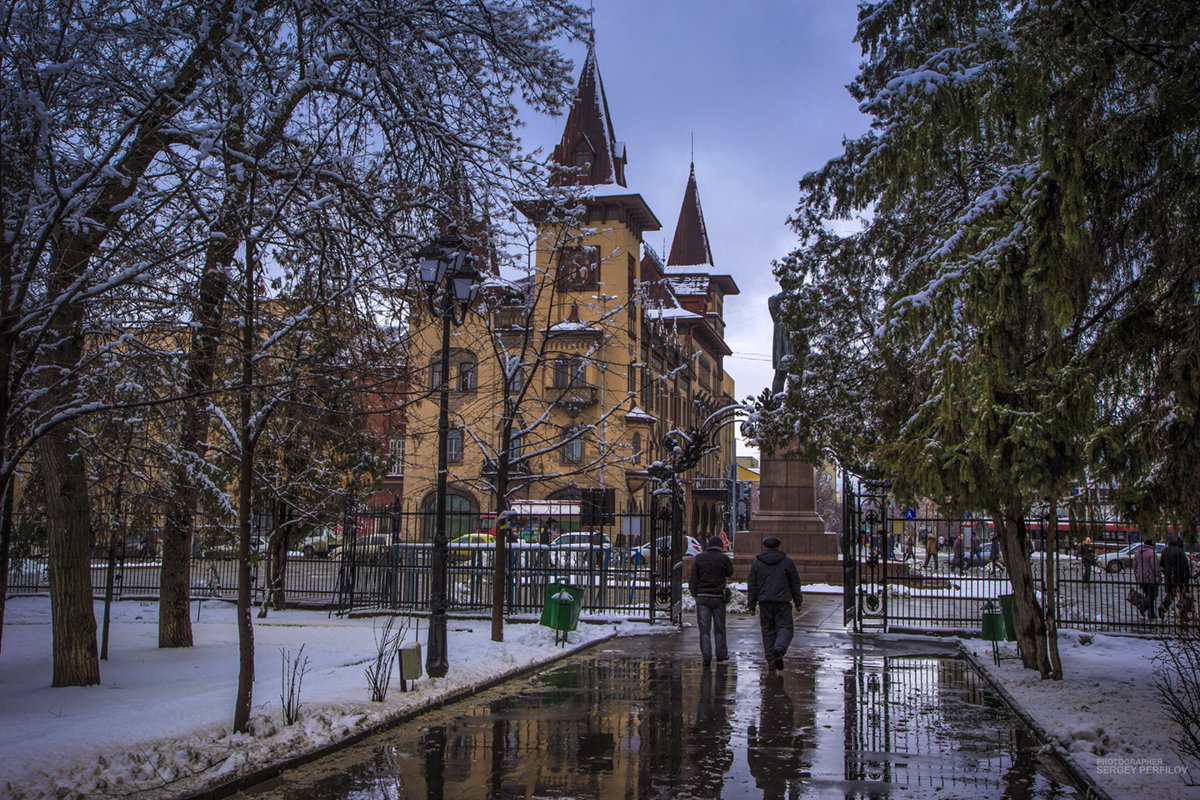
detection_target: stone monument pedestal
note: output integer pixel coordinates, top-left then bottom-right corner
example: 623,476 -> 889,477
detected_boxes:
733,442 -> 843,584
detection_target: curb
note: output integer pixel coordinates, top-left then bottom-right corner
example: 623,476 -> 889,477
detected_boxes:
959,646 -> 1115,800
185,628 -> 621,800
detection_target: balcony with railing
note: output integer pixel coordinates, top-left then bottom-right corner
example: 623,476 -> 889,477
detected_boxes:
494,306 -> 532,329
546,381 -> 598,411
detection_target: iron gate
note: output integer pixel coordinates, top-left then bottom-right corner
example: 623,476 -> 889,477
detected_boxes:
649,479 -> 684,625
843,477 -> 892,632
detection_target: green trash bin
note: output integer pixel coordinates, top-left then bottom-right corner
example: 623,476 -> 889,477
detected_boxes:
540,582 -> 583,645
998,593 -> 1017,642
981,600 -> 1005,665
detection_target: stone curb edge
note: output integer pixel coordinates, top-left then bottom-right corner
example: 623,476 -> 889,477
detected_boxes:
184,628 -> 623,800
959,645 -> 1115,800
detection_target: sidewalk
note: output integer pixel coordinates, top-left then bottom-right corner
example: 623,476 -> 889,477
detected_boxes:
0,596 -> 642,800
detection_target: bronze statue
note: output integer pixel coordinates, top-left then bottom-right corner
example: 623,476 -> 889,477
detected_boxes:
769,293 -> 791,395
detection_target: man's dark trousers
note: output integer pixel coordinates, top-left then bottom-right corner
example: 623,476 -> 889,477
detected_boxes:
758,600 -> 793,662
695,596 -> 727,661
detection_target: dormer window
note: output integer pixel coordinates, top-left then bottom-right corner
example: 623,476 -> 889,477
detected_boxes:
574,146 -> 591,169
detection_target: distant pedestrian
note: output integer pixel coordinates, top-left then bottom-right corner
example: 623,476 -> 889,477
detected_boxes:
689,536 -> 734,667
902,533 -> 916,564
922,529 -> 939,570
747,536 -> 804,671
1160,537 -> 1191,619
1132,539 -> 1161,620
952,534 -> 965,573
1080,537 -> 1096,584
539,518 -> 553,546
988,534 -> 1001,575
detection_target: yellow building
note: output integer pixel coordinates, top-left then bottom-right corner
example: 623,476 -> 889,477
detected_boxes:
402,44 -> 738,543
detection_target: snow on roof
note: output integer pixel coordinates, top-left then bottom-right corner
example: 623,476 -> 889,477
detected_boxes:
624,405 -> 656,422
548,319 -> 594,333
667,276 -> 710,295
647,307 -> 701,321
663,264 -> 715,274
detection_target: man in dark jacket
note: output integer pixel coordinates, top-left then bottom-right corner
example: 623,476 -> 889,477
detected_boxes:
1160,537 -> 1192,619
747,536 -> 804,671
689,536 -> 734,667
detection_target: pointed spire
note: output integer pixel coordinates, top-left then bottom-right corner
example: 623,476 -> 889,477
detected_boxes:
551,41 -> 626,187
667,162 -> 714,267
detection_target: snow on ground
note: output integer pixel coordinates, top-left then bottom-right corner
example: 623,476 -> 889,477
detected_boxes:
0,596 -> 639,800
4,591 -> 1194,800
962,630 -> 1198,800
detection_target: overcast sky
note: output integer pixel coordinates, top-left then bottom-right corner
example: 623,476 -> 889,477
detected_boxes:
518,1 -> 870,457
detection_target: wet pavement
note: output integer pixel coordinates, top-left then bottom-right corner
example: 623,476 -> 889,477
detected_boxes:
234,596 -> 1081,799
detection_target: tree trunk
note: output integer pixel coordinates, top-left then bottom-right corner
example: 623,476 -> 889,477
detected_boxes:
994,510 -> 1051,677
261,500 -> 289,614
38,255 -> 100,686
234,220 -> 257,735
0,483 -> 12,656
159,232 -> 233,647
1044,500 -> 1063,679
41,425 -> 100,686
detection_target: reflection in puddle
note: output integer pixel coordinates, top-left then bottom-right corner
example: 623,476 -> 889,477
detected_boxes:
236,633 -> 1079,799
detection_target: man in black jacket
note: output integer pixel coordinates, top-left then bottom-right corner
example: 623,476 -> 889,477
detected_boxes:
747,536 -> 804,671
689,536 -> 734,667
1160,537 -> 1192,619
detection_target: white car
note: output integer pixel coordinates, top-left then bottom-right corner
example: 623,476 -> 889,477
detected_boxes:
547,532 -> 611,568
633,535 -> 703,564
1098,542 -> 1163,574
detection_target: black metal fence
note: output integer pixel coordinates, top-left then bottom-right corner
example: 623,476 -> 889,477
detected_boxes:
5,510 -> 667,619
855,512 -> 1199,636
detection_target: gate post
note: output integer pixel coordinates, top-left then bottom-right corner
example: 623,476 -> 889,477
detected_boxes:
842,472 -> 858,631
670,474 -> 684,626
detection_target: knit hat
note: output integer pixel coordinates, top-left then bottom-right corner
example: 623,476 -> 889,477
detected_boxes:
762,536 -> 781,549
707,536 -> 724,550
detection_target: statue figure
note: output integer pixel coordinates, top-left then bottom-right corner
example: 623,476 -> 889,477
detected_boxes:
768,293 -> 792,395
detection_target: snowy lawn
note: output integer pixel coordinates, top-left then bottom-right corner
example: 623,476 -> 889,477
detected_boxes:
0,596 -> 640,800
962,629 -> 1198,800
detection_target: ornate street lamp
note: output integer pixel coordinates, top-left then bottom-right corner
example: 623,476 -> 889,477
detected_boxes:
416,228 -> 479,678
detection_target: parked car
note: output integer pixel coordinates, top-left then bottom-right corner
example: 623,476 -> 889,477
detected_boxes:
344,534 -> 399,561
633,535 -> 702,565
1099,542 -> 1164,574
547,531 -> 611,568
297,530 -> 340,558
449,533 -> 495,563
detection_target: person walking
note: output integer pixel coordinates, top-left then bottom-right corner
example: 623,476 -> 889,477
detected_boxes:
1160,537 -> 1191,619
1080,537 -> 1096,584
902,533 -> 916,564
1132,539 -> 1161,620
922,529 -> 939,570
746,536 -> 804,671
689,536 -> 734,667
988,533 -> 1001,575
952,534 -> 965,574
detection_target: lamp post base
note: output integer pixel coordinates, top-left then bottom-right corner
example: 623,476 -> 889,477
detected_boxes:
426,610 -> 448,678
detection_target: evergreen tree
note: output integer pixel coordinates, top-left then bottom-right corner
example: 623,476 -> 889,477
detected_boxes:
753,0 -> 1200,676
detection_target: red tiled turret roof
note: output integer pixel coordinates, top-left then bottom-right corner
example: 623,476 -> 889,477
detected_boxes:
551,44 -> 627,187
667,163 -> 713,267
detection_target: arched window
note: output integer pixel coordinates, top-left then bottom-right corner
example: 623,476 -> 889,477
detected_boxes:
446,428 -> 463,463
458,360 -> 476,391
420,491 -> 478,539
632,433 -> 642,466
560,426 -> 583,464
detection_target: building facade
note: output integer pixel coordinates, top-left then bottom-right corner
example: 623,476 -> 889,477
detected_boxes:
402,44 -> 738,543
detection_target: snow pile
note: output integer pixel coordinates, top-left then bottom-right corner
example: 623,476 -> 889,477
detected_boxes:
0,597 -> 637,800
963,628 -> 1198,799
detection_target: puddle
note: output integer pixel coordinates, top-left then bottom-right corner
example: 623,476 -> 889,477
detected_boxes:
234,623 -> 1079,799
